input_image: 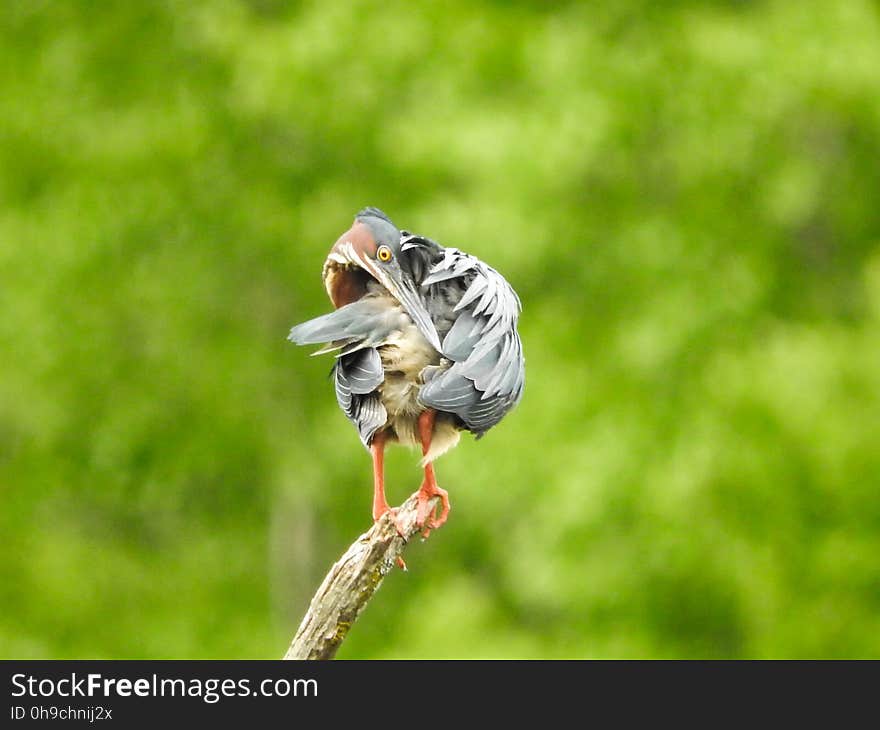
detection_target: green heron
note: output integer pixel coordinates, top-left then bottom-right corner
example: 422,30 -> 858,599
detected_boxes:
288,208 -> 524,533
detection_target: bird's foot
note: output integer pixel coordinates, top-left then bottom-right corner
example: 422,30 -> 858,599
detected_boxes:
415,484 -> 450,538
373,505 -> 407,539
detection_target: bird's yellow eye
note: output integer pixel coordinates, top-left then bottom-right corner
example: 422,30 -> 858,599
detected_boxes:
377,245 -> 392,262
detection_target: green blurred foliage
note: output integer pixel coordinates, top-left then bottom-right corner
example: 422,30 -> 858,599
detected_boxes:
2,0 -> 879,658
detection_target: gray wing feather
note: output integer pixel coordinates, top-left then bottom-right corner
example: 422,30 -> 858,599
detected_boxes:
442,309 -> 482,362
332,350 -> 387,446
421,248 -> 476,286
288,298 -> 403,352
419,249 -> 524,436
345,347 -> 383,394
351,391 -> 387,446
334,361 -> 353,415
290,298 -> 396,447
455,276 -> 487,311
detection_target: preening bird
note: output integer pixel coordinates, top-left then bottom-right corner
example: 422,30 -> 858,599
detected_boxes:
288,208 -> 524,533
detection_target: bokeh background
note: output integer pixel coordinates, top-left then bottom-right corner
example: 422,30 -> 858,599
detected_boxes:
2,0 -> 880,659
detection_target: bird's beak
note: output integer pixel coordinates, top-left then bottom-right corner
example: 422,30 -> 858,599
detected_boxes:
366,261 -> 442,352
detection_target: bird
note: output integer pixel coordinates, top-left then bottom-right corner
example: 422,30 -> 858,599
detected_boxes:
288,207 -> 524,533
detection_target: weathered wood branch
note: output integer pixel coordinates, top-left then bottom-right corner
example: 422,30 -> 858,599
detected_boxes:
283,492 -> 439,660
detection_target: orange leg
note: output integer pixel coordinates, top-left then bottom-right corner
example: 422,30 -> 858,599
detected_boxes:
371,431 -> 405,536
371,431 -> 390,522
415,410 -> 451,533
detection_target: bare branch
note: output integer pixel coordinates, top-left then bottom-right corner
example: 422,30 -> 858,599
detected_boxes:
283,492 -> 439,660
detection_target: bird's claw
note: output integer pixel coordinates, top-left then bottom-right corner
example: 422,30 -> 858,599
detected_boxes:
415,485 -> 450,538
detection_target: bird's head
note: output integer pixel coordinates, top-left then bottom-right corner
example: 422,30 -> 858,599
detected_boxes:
322,207 -> 441,350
